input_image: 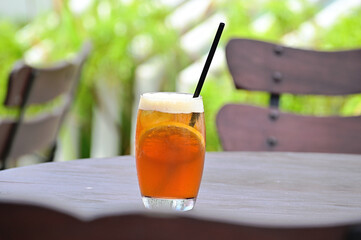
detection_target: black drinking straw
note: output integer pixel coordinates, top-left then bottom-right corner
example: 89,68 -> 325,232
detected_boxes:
189,22 -> 225,127
193,22 -> 225,98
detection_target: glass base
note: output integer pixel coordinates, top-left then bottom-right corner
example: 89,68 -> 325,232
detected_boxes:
142,196 -> 195,211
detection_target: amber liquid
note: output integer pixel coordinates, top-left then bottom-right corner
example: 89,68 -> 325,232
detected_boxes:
135,110 -> 205,199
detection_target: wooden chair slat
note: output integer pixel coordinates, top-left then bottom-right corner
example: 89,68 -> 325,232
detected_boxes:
226,38 -> 361,95
217,104 -> 361,154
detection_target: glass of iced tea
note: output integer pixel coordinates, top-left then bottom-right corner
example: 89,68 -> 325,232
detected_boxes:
135,92 -> 205,211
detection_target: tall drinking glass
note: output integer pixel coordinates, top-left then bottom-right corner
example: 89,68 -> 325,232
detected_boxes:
135,92 -> 206,211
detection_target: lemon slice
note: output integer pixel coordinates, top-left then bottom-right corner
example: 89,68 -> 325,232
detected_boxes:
139,121 -> 205,148
138,121 -> 205,164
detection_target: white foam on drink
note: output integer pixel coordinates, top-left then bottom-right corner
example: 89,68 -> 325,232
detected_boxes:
139,92 -> 204,113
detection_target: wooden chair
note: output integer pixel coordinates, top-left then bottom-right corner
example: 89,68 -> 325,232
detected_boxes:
0,41 -> 91,169
216,38 -> 361,153
0,200 -> 359,240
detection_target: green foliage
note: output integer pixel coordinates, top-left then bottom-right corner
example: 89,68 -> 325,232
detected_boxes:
0,21 -> 23,117
221,0 -> 317,42
317,7 -> 361,50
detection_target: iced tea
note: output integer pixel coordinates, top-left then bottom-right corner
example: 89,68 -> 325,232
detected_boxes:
135,92 -> 205,211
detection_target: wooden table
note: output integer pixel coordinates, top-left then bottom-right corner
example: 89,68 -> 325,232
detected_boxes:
1,151 -> 361,228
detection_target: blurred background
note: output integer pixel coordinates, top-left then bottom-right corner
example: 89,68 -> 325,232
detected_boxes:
0,0 -> 360,163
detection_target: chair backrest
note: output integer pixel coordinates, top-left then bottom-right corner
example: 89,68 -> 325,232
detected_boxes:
217,38 -> 361,153
0,201 -> 359,240
0,41 -> 91,168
